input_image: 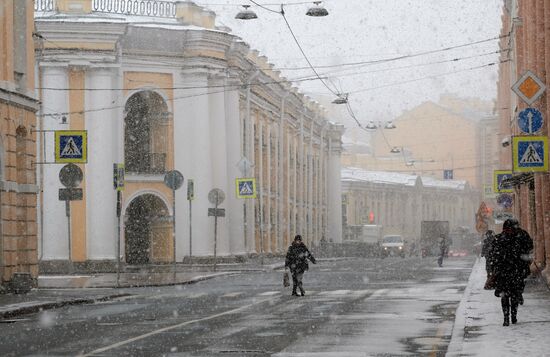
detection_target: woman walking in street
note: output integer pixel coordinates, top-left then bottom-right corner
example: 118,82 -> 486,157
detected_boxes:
285,235 -> 316,296
492,219 -> 533,326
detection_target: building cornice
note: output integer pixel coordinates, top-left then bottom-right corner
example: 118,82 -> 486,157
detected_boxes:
0,86 -> 40,112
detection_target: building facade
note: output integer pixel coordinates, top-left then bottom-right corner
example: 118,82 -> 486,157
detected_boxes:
496,0 -> 550,283
343,95 -> 493,190
0,0 -> 40,291
341,167 -> 479,242
34,0 -> 343,270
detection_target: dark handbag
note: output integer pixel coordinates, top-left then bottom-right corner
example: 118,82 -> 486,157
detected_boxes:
484,273 -> 496,290
283,271 -> 290,287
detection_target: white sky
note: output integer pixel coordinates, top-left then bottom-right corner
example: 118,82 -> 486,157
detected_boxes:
197,0 -> 504,129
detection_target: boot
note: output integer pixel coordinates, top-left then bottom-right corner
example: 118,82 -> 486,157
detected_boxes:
299,287 -> 305,296
503,316 -> 510,326
292,286 -> 298,296
511,314 -> 517,324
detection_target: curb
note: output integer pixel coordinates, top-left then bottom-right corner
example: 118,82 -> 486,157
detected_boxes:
1,272 -> 234,319
446,257 -> 481,356
0,293 -> 131,320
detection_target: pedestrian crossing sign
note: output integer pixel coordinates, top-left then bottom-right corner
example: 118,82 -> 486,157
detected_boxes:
512,136 -> 548,172
493,170 -> 513,193
235,178 -> 256,199
55,130 -> 87,163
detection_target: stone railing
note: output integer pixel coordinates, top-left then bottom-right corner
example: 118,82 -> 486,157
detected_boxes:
92,0 -> 176,17
34,0 -> 56,11
34,0 -> 216,29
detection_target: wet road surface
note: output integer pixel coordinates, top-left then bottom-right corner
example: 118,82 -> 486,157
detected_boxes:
0,256 -> 475,356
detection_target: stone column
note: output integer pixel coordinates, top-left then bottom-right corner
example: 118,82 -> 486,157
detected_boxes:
327,133 -> 342,243
209,74 -> 229,256
224,75 -> 245,256
86,68 -> 118,260
265,122 -> 271,253
40,66 -> 69,260
176,69 -> 212,257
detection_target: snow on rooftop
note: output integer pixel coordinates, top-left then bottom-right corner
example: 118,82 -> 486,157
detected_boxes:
342,167 -> 467,191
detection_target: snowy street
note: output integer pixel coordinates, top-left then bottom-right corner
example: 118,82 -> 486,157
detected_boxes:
0,256 -> 474,356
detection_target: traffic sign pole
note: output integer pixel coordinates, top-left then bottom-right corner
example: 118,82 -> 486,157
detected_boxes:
116,190 -> 122,288
163,170 -> 184,283
214,195 -> 218,272
66,200 -> 72,272
172,187 -> 177,282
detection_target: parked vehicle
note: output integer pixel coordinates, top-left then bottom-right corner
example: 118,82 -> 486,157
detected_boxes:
380,235 -> 406,258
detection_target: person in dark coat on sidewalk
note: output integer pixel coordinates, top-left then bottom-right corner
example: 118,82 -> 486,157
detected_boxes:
285,235 -> 316,296
492,219 -> 533,326
481,230 -> 496,277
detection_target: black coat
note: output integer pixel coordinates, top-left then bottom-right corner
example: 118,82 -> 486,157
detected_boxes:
285,242 -> 316,274
481,233 -> 496,272
492,228 -> 533,294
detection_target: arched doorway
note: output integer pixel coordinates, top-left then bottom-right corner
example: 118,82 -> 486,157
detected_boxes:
125,194 -> 172,265
124,90 -> 170,174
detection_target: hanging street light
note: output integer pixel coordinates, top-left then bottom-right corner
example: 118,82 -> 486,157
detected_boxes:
332,93 -> 348,104
384,121 -> 397,129
365,121 -> 378,130
306,1 -> 329,17
390,146 -> 401,154
235,5 -> 258,20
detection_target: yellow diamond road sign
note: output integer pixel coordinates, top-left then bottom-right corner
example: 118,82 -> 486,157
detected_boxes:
512,70 -> 546,105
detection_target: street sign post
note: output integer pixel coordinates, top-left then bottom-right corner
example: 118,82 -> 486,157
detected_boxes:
187,179 -> 194,264
512,136 -> 549,172
208,188 -> 225,271
235,178 -> 257,199
113,163 -> 125,287
164,170 -> 184,282
113,164 -> 125,192
493,170 -> 513,193
58,163 -> 84,270
517,108 -> 544,134
55,130 -> 87,163
512,70 -> 546,105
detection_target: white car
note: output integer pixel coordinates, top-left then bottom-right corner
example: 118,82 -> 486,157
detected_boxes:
380,235 -> 406,258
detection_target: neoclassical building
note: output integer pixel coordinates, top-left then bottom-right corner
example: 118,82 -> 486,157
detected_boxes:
341,167 -> 479,241
34,0 -> 343,270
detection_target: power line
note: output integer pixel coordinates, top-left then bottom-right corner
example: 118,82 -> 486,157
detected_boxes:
349,60 -> 509,95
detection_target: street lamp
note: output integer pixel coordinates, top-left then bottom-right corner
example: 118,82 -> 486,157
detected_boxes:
332,93 -> 348,104
390,146 -> 401,154
366,121 -> 378,130
235,5 -> 258,20
384,121 -> 396,129
306,1 -> 329,17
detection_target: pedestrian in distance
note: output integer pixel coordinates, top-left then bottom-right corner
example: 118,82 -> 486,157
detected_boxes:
437,234 -> 449,267
285,235 -> 316,296
492,218 -> 533,326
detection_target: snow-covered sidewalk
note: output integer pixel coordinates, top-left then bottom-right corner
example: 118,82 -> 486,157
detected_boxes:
447,258 -> 550,356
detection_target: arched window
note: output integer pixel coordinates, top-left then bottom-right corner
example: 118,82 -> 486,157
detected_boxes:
124,91 -> 169,174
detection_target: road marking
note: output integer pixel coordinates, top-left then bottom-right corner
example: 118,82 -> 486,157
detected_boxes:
258,291 -> 280,296
77,297 -> 277,356
222,292 -> 244,298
